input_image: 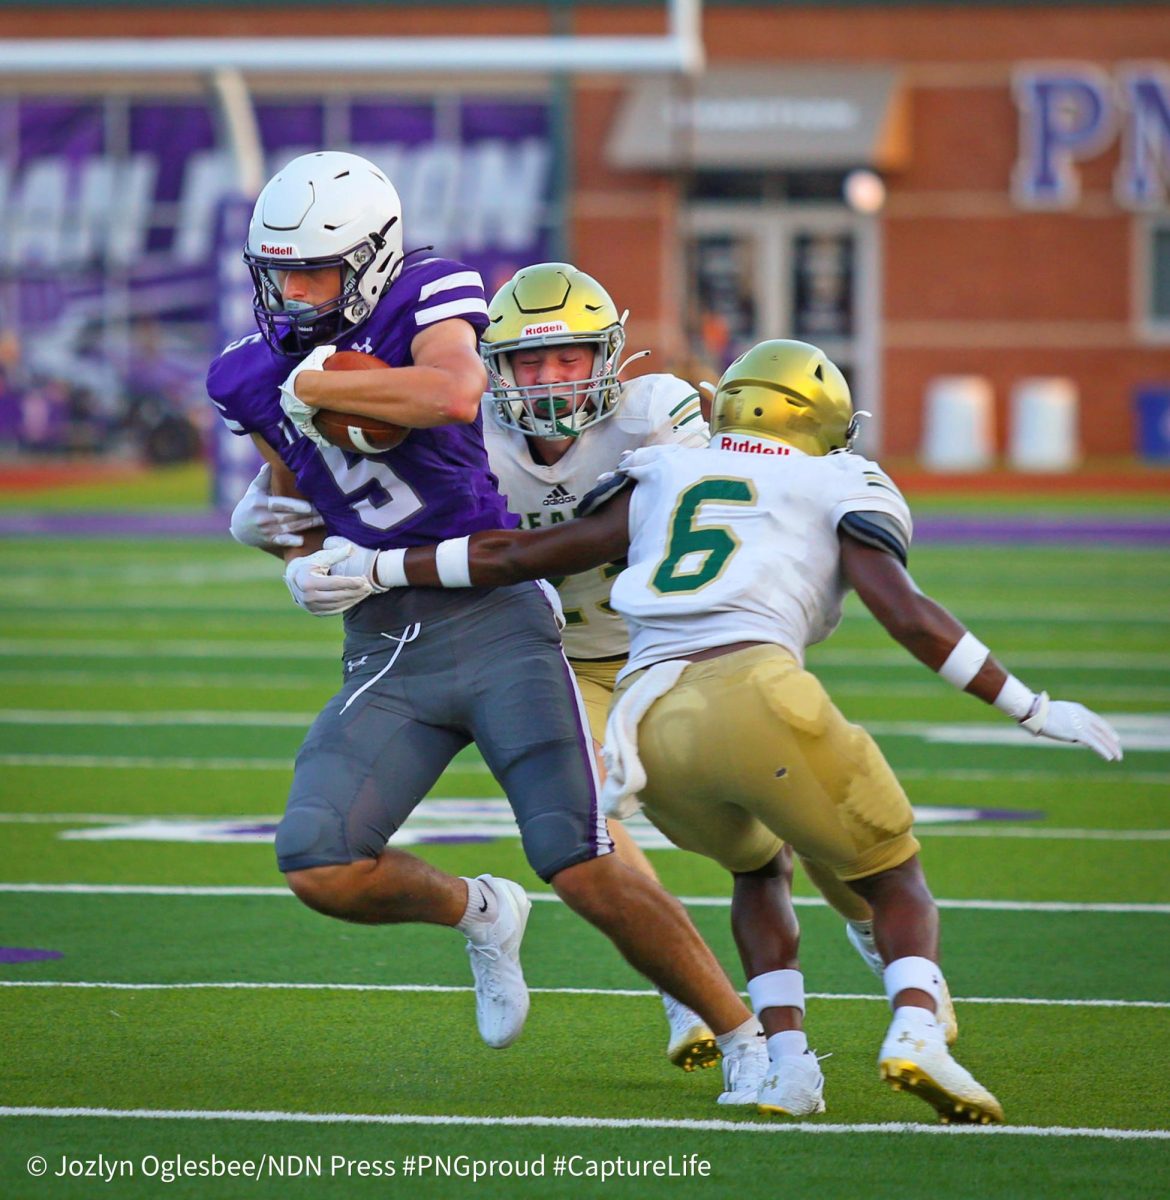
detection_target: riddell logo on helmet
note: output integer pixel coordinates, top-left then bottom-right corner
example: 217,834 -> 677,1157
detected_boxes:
522,321 -> 570,336
719,435 -> 790,454
260,244 -> 295,256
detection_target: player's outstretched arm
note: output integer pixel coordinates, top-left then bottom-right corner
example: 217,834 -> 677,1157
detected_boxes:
399,489 -> 632,588
840,535 -> 1123,762
327,490 -> 633,593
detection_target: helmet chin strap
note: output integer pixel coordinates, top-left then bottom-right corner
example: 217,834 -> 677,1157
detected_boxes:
841,410 -> 872,452
614,349 -> 651,378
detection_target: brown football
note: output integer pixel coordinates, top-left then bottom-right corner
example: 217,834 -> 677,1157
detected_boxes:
314,350 -> 408,453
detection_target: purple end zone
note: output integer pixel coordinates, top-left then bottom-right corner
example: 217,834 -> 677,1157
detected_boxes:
0,948 -> 63,963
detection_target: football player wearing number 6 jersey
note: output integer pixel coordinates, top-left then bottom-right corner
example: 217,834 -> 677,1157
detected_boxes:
208,152 -> 764,1080
350,339 -> 1123,1122
479,263 -> 884,1065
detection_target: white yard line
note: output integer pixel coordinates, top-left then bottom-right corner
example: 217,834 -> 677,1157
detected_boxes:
0,710 -> 315,727
0,640 -> 327,660
0,754 -> 492,773
1,882 -> 1166,914
811,649 -> 1170,670
0,1106 -> 1164,1140
2,640 -> 1166,668
0,670 -> 327,690
1,980 -> 1165,1011
2,754 -> 1162,782
4,811 -> 1168,842
0,755 -> 296,772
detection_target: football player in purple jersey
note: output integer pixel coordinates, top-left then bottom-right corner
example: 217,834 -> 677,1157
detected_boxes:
208,151 -> 766,1087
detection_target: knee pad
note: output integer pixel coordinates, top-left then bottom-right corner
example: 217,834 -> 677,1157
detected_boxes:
520,809 -> 608,883
275,802 -> 347,873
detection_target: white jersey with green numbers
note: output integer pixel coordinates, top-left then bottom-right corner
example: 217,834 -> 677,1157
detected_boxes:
483,372 -> 707,660
611,436 -> 913,679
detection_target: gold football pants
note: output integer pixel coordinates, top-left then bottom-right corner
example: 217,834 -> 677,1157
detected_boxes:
614,644 -> 919,881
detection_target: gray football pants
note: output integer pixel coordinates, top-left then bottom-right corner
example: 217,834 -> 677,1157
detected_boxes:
275,582 -> 612,882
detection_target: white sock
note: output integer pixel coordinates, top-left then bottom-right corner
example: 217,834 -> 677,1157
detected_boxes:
767,1030 -> 808,1060
455,876 -> 499,937
715,1016 -> 763,1052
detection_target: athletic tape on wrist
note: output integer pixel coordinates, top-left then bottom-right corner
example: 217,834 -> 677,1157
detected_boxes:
994,674 -> 1039,721
746,969 -> 805,1015
1018,690 -> 1050,732
434,536 -> 472,588
374,549 -> 407,589
883,956 -> 943,1008
937,631 -> 990,689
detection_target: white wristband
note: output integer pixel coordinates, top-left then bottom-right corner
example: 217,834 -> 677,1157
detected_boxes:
374,549 -> 408,589
937,632 -> 990,689
995,675 -> 1041,722
434,536 -> 472,588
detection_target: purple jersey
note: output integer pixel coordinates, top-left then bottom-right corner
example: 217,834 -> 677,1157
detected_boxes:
206,257 -> 517,548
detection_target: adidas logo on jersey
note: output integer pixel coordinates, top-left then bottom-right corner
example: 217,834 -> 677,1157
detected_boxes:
542,484 -> 578,506
718,435 -> 791,455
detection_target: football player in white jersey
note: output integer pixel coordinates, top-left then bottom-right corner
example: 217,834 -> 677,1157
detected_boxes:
348,338 -> 1123,1123
478,263 -> 883,1068
480,263 -> 716,1068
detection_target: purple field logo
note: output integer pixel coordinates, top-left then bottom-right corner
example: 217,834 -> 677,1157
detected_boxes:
58,802 -> 1044,848
0,947 -> 63,964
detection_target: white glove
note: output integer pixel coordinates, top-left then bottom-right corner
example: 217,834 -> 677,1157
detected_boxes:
284,541 -> 373,616
316,535 -> 389,593
1020,692 -> 1123,762
229,463 -> 324,549
279,344 -> 336,445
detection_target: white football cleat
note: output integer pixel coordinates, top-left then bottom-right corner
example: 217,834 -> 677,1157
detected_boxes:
757,1051 -> 826,1117
464,875 -> 531,1049
878,1012 -> 1003,1124
716,1033 -> 768,1105
663,995 -> 719,1071
847,924 -> 958,1046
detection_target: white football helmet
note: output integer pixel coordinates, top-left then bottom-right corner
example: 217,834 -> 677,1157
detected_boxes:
244,151 -> 404,356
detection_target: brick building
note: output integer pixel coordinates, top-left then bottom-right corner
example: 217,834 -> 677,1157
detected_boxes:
2,1 -> 1168,460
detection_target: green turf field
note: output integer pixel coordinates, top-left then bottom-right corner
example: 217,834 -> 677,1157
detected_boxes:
1,533 -> 1167,1199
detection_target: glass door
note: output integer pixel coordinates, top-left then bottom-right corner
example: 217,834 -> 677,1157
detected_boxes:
683,204 -> 882,451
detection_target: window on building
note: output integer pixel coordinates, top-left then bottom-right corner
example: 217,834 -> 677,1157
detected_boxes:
1151,221 -> 1170,329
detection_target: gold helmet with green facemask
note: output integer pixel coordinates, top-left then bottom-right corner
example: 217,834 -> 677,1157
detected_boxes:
710,339 -> 861,456
482,262 -> 645,439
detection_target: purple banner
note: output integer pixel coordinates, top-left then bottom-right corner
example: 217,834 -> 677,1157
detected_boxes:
0,94 -> 554,494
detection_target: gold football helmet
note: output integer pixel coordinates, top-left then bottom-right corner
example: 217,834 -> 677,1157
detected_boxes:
710,339 -> 859,456
482,262 -> 645,438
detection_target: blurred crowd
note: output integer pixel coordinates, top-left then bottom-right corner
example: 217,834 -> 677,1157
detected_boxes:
0,319 -> 208,464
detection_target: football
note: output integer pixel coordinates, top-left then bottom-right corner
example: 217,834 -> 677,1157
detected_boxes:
314,350 -> 408,454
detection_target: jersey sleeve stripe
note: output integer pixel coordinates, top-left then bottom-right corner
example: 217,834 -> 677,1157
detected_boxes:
418,270 -> 484,301
838,511 -> 909,565
668,392 -> 701,417
675,408 -> 704,428
414,297 -> 490,327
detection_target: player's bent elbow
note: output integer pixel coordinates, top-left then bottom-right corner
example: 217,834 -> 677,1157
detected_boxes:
434,385 -> 483,425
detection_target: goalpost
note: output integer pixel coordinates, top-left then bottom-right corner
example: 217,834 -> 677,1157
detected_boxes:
0,0 -> 703,195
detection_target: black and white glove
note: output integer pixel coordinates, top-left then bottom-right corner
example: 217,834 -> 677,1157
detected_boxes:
284,541 -> 374,616
229,464 -> 324,550
1019,693 -> 1123,762
278,344 -> 336,445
